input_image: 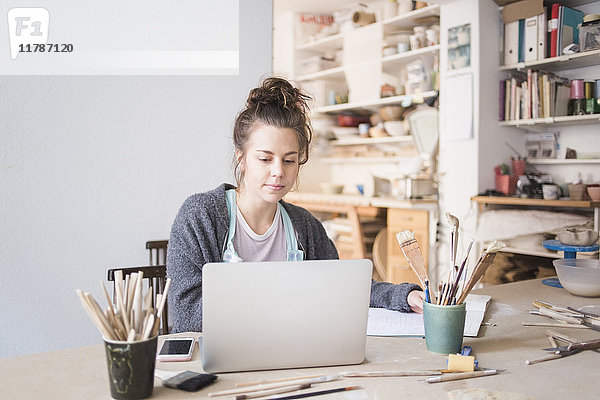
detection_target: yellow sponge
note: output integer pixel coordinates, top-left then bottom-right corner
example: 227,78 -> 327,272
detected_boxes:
448,354 -> 475,372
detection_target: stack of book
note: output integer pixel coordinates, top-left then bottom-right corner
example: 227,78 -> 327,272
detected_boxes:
503,2 -> 584,65
499,69 -> 570,121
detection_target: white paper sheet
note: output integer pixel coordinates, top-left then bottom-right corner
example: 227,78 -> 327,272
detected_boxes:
367,294 -> 491,337
440,73 -> 472,141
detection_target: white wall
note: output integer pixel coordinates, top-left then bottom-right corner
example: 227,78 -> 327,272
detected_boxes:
0,0 -> 273,358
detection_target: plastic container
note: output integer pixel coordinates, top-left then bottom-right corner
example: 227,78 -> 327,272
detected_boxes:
553,259 -> 600,297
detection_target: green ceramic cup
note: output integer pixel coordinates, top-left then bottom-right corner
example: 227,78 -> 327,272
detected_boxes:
423,302 -> 466,355
104,336 -> 157,400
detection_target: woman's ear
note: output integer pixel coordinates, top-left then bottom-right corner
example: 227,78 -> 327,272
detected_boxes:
235,150 -> 244,169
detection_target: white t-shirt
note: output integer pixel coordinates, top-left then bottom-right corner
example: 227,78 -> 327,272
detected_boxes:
233,205 -> 287,261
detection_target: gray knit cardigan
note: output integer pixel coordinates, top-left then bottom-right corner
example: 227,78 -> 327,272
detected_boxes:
167,183 -> 421,332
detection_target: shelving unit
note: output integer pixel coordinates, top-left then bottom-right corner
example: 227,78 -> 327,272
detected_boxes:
316,91 -> 436,114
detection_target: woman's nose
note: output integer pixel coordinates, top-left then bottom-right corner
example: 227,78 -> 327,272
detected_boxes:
271,160 -> 283,177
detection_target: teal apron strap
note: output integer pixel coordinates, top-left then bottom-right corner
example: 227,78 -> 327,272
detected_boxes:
279,203 -> 304,261
223,189 -> 242,262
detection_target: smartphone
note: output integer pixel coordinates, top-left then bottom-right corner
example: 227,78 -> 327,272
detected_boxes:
156,337 -> 195,362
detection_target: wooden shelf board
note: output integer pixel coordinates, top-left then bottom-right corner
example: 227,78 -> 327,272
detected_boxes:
527,159 -> 600,165
499,114 -> 600,129
316,91 -> 436,114
320,156 -> 410,164
330,136 -> 413,146
296,32 -> 344,52
498,246 -> 559,259
471,195 -> 600,208
382,5 -> 440,32
500,49 -> 600,72
296,65 -> 346,81
382,45 -> 440,70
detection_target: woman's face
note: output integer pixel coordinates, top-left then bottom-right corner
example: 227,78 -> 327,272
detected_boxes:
238,124 -> 300,205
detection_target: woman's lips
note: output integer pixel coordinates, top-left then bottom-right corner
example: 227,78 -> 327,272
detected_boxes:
265,184 -> 285,191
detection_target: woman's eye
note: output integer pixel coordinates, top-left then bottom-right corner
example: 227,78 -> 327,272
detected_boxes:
258,158 -> 270,162
284,159 -> 297,164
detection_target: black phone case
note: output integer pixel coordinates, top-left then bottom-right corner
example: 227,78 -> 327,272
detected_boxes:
162,370 -> 217,392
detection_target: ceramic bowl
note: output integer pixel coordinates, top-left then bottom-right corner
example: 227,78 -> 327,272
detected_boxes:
557,228 -> 599,247
553,259 -> 600,297
379,106 -> 403,121
587,186 -> 600,201
383,120 -> 408,136
330,126 -> 359,139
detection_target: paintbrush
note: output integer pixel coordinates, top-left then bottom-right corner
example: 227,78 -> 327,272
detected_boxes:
446,212 -> 460,270
395,230 -> 429,289
456,241 -> 505,304
446,239 -> 474,304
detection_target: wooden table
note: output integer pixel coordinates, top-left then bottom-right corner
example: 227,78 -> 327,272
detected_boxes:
1,278 -> 599,399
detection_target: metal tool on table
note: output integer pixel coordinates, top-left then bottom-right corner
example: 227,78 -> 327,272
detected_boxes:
525,327 -> 600,365
529,300 -> 600,331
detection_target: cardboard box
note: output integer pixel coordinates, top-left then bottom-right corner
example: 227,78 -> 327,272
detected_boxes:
502,0 -> 544,24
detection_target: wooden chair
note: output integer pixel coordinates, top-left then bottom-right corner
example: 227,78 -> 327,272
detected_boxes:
146,240 -> 168,266
107,265 -> 169,334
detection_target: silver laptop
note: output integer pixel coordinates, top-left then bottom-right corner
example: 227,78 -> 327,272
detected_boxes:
201,259 -> 372,373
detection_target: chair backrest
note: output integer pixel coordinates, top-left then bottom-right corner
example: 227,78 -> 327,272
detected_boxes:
107,265 -> 169,335
146,240 -> 168,266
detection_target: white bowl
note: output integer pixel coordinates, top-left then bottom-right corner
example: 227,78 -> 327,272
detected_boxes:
383,120 -> 408,136
330,126 -> 359,139
553,259 -> 600,297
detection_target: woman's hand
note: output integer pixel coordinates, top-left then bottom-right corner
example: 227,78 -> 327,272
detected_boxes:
407,290 -> 425,313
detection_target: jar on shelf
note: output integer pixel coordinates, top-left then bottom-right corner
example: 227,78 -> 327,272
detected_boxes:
425,25 -> 439,46
388,31 -> 411,53
410,26 -> 427,50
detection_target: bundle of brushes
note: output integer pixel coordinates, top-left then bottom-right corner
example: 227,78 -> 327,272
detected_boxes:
76,270 -> 171,342
396,214 -> 505,305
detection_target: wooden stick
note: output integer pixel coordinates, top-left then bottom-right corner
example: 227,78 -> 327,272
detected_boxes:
537,306 -> 583,325
100,281 -> 116,316
522,322 -> 588,328
142,314 -> 155,340
152,278 -> 171,336
236,375 -> 324,388
426,369 -> 498,383
525,353 -> 563,365
546,330 -> 579,344
234,383 -> 311,400
124,275 -> 130,311
127,328 -> 136,342
84,292 -> 118,340
133,271 -> 144,332
340,370 -> 441,377
126,273 -> 137,314
76,290 -> 113,339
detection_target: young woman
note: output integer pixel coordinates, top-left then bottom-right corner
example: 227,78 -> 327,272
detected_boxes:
167,77 -> 425,333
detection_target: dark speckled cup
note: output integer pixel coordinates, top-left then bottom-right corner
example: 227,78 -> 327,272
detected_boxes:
103,336 -> 157,399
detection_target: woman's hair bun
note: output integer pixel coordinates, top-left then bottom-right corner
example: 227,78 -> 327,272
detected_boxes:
246,77 -> 310,112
